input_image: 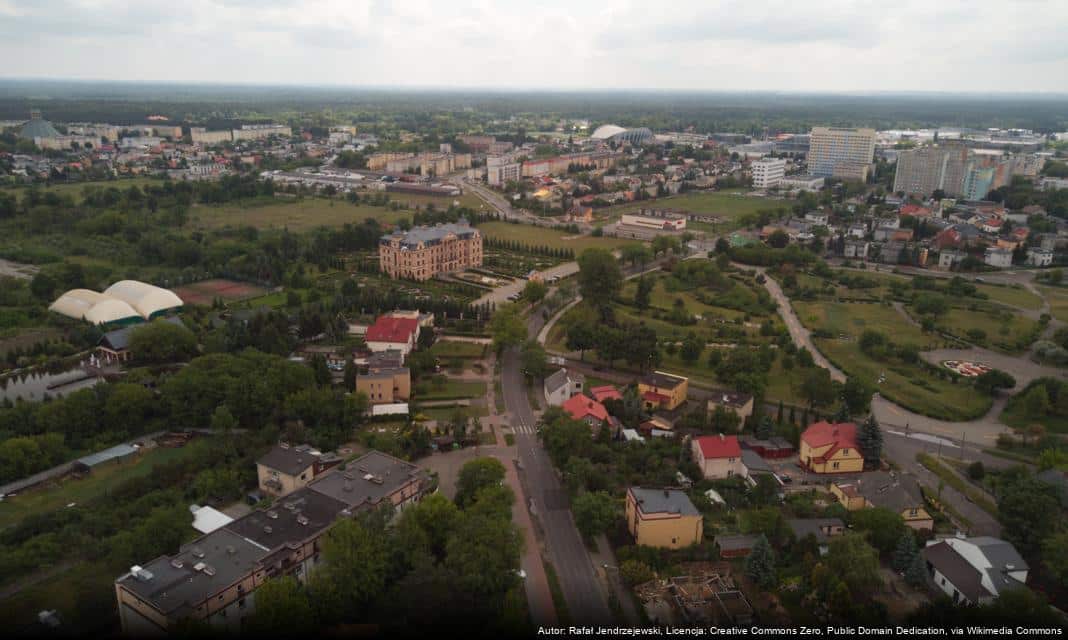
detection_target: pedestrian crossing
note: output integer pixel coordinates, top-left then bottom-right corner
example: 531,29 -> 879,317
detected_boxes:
511,422 -> 538,436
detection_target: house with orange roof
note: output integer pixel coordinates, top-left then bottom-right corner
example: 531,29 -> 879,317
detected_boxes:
692,434 -> 747,480
561,393 -> 609,427
799,421 -> 863,474
589,385 -> 622,403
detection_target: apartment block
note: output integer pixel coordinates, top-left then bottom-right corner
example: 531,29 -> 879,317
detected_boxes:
808,127 -> 876,178
751,157 -> 786,189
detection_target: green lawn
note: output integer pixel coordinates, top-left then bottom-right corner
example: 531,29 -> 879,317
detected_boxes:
190,198 -> 418,231
974,283 -> 1043,310
794,301 -> 933,345
419,404 -> 490,423
931,307 -> 1040,354
600,190 -> 787,230
418,380 -> 488,401
0,560 -> 119,632
1038,286 -> 1068,323
429,340 -> 487,359
0,444 -> 205,530
478,221 -> 639,253
1,177 -> 166,198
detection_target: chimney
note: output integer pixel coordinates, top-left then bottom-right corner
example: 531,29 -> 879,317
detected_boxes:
719,433 -> 725,441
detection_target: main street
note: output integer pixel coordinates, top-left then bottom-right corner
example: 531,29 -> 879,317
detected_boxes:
500,303 -> 614,625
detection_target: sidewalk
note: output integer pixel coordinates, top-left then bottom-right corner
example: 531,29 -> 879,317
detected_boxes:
589,535 -> 641,625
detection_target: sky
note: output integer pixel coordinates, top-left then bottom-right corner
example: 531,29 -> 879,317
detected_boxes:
1,0 -> 1067,93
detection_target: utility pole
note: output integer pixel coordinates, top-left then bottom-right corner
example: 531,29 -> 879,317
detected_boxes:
960,432 -> 966,460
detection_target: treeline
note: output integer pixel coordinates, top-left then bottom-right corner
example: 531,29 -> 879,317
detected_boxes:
483,236 -> 575,259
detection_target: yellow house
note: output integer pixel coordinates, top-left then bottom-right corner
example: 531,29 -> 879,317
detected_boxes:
639,371 -> 689,412
799,421 -> 864,474
625,487 -> 703,549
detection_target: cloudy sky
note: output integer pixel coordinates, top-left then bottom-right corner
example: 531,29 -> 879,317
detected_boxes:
1,0 -> 1066,93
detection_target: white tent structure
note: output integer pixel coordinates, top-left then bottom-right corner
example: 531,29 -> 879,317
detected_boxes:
50,280 -> 183,325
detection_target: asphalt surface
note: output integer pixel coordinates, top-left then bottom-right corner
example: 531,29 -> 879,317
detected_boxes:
500,306 -> 614,625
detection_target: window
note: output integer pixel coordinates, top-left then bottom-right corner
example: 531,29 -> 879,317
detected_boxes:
842,448 -> 849,455
832,462 -> 840,470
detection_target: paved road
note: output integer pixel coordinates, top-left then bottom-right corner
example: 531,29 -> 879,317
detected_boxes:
500,305 -> 614,625
473,261 -> 581,308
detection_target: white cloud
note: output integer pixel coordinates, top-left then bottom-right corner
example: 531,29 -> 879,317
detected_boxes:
0,0 -> 1065,91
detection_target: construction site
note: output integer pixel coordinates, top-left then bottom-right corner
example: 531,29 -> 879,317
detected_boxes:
634,562 -> 755,627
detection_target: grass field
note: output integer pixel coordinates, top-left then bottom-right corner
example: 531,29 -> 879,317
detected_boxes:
478,221 -> 639,253
0,560 -> 119,632
1038,285 -> 1068,323
601,190 -> 787,229
974,283 -> 1043,310
419,380 -> 488,402
794,301 -> 934,345
0,444 -> 204,530
429,340 -> 487,360
932,307 -> 1040,354
1,177 -> 166,198
190,198 -> 415,231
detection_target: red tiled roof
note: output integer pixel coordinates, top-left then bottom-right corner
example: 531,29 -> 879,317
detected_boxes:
561,394 -> 608,423
365,316 -> 419,344
590,385 -> 622,403
900,204 -> 931,217
801,422 -> 858,460
695,434 -> 741,459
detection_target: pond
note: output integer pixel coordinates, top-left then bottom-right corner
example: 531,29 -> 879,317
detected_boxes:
0,367 -> 103,402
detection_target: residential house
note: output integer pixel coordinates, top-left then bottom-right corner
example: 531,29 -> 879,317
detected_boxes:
625,487 -> 703,549
922,536 -> 1029,605
1027,248 -> 1054,267
355,351 -> 410,405
900,204 -> 933,218
787,518 -> 846,555
706,391 -> 754,424
844,239 -> 869,260
939,249 -> 968,269
256,443 -> 341,498
984,247 -> 1013,268
364,315 -> 421,356
590,385 -> 623,403
831,471 -> 933,532
544,368 -> 585,407
561,393 -> 609,428
847,224 -> 867,239
804,211 -> 829,226
799,422 -> 863,474
638,371 -> 689,411
692,434 -> 747,480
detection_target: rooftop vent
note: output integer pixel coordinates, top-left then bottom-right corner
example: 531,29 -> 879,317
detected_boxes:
202,565 -> 216,577
192,548 -> 205,559
343,481 -> 353,492
264,525 -> 273,534
267,510 -> 279,519
279,442 -> 290,449
283,501 -> 297,510
170,558 -> 184,569
130,565 -> 154,582
343,472 -> 355,480
193,562 -> 206,572
297,515 -> 309,526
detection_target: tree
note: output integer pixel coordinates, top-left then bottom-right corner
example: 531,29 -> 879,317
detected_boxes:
745,534 -> 777,589
1041,531 -> 1068,587
311,517 -> 389,623
523,279 -> 547,303
29,272 -> 56,300
519,340 -> 548,382
209,405 -> 236,432
245,576 -> 315,635
998,473 -> 1060,555
128,319 -> 198,365
566,320 -> 596,361
800,368 -> 835,408
852,507 -> 907,555
891,532 -> 918,572
755,415 -> 773,440
842,377 -> 872,415
767,230 -> 789,249
620,559 -> 654,586
634,275 -> 653,312
572,491 -> 618,541
311,353 -> 332,386
489,304 -> 527,353
343,357 -> 357,391
904,553 -> 928,588
825,534 -> 882,592
680,332 -> 704,363
856,415 -> 883,468
975,369 -> 1016,396
444,512 -> 523,600
968,461 -> 986,480
577,248 -> 622,321
455,457 -> 506,508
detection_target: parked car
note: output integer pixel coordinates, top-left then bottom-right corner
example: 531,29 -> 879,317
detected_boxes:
779,473 -> 793,484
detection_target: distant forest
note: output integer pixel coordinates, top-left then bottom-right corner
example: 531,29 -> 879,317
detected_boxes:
1,79 -> 1067,134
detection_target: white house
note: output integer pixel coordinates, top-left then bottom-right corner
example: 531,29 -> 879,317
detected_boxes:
984,246 -> 1013,268
804,211 -> 829,226
543,368 -> 585,407
922,536 -> 1028,605
1027,247 -> 1054,267
691,434 -> 747,480
844,239 -> 869,260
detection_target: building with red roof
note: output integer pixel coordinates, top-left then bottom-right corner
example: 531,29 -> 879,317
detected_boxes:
589,385 -> 623,403
799,422 -> 863,473
365,315 -> 421,356
900,204 -> 933,218
691,434 -> 747,480
561,394 -> 609,427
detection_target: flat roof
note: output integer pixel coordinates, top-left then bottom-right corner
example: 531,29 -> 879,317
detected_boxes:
308,451 -> 425,510
225,487 -> 346,550
629,487 -> 699,517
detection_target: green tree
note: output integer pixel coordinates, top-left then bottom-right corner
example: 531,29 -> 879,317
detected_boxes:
891,532 -> 918,572
311,353 -> 332,386
1041,531 -> 1068,587
209,405 -> 236,432
444,513 -> 523,600
825,533 -> 883,593
572,491 -> 619,541
800,367 -> 835,408
245,576 -> 315,634
755,415 -> 774,440
745,534 -> 777,589
455,457 -> 506,508
577,248 -> 622,321
566,320 -> 596,361
343,357 -> 357,391
975,369 -> 1016,396
904,553 -> 928,587
519,340 -> 548,382
680,332 -> 704,363
128,319 -> 198,365
311,517 -> 389,623
523,279 -> 547,303
489,304 -> 527,353
29,272 -> 57,300
634,275 -> 653,312
998,474 -> 1060,555
852,507 -> 907,555
620,559 -> 654,586
842,377 -> 872,415
856,415 -> 883,468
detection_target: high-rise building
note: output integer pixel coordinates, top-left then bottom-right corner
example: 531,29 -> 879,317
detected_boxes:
893,144 -> 969,197
751,157 -> 786,189
808,127 -> 876,178
378,221 -> 483,281
486,156 -> 521,186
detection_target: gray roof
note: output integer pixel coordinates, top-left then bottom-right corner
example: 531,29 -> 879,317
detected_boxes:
117,528 -> 269,617
641,371 -> 686,389
76,443 -> 138,468
740,449 -> 773,474
381,221 -> 477,249
544,368 -> 582,395
308,450 -> 425,510
19,116 -> 60,140
855,471 -> 924,512
923,537 -> 1029,602
629,487 -> 699,517
787,518 -> 844,544
256,444 -> 320,477
715,534 -> 760,552
225,487 -> 346,551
